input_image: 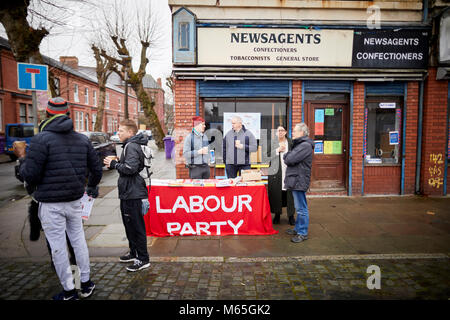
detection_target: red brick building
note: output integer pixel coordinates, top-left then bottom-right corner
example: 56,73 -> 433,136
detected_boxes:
169,1 -> 449,196
0,36 -> 139,139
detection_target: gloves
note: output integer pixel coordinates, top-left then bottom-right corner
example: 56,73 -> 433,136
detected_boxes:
109,159 -> 118,170
86,185 -> 99,198
141,199 -> 150,216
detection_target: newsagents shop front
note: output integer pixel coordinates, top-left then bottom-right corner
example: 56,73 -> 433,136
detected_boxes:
172,7 -> 430,196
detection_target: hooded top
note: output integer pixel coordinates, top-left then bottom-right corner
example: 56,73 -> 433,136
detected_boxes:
114,132 -> 149,200
19,115 -> 103,202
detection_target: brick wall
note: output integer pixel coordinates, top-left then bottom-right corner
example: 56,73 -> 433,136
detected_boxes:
292,80 -> 302,128
421,68 -> 448,195
174,79 -> 196,178
351,82 -> 365,195
403,81 -> 419,194
364,166 -> 401,194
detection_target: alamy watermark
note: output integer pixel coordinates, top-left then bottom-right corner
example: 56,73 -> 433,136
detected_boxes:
366,265 -> 381,290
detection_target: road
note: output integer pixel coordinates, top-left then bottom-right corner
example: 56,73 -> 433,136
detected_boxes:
0,143 -> 124,208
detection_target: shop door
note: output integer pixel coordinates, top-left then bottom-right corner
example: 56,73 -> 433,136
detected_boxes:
306,102 -> 348,191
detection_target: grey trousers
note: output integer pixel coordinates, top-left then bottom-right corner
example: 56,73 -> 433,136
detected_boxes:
189,164 -> 210,179
38,199 -> 90,291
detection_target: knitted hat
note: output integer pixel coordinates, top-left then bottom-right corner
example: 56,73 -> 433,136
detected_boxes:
47,97 -> 69,115
192,116 -> 205,127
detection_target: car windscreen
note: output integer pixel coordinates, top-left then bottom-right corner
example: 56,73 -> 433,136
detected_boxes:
23,126 -> 35,137
8,126 -> 34,138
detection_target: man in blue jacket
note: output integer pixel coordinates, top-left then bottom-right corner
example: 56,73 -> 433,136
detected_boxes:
14,97 -> 102,300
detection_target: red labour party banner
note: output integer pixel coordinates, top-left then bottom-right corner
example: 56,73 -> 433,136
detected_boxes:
144,185 -> 278,237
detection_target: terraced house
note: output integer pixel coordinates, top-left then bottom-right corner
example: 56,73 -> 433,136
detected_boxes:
169,0 -> 450,196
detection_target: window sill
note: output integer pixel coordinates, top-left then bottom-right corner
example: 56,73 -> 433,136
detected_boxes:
364,163 -> 401,167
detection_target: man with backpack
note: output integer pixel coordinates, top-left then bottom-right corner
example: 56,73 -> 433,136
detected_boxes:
104,119 -> 151,272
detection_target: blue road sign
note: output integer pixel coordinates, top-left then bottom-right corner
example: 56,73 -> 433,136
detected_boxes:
17,63 -> 48,91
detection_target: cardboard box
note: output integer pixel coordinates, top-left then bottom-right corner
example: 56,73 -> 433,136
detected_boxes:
241,169 -> 262,181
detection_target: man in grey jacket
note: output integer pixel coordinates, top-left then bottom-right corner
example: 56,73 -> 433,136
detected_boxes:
223,116 -> 257,178
283,123 -> 314,243
183,116 -> 210,179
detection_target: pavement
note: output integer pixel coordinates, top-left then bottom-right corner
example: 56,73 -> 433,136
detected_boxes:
0,141 -> 449,300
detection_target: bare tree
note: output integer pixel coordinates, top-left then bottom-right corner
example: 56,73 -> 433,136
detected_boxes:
98,0 -> 166,149
91,44 -> 116,132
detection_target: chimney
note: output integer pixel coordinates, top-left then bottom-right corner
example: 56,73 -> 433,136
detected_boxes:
59,56 -> 79,70
157,77 -> 162,88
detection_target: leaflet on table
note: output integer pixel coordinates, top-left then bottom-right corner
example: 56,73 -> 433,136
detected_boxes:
80,193 -> 95,221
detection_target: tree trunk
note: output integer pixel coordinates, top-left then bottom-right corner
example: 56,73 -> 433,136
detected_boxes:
132,82 -> 165,149
94,85 -> 106,132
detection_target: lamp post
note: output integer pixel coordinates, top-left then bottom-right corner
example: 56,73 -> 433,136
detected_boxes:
119,55 -> 131,119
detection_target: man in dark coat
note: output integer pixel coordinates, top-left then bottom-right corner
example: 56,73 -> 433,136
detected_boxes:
15,97 -> 102,300
223,116 -> 257,178
283,123 -> 314,243
268,125 -> 295,225
104,119 -> 150,272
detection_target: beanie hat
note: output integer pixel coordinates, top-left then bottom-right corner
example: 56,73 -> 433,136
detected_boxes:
192,116 -> 205,127
47,97 -> 69,115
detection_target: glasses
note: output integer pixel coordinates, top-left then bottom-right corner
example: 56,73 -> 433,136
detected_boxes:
277,129 -> 286,132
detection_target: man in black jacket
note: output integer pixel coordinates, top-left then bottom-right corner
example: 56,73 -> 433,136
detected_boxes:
104,119 -> 150,272
15,97 -> 102,300
283,123 -> 314,244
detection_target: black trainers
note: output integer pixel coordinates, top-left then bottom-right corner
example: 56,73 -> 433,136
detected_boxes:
126,259 -> 150,272
80,280 -> 95,298
291,234 -> 308,243
52,289 -> 79,300
285,228 -> 297,235
119,252 -> 136,263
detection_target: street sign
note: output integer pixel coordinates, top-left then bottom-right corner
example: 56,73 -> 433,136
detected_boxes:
17,62 -> 48,91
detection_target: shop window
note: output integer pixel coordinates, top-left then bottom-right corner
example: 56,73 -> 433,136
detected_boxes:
365,97 -> 403,164
204,98 -> 287,162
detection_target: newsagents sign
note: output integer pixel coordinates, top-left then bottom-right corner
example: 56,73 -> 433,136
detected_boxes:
196,27 -> 429,69
197,27 -> 354,67
352,29 -> 429,69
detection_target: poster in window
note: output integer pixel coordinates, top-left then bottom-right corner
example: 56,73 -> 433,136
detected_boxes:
314,140 -> 323,154
315,109 -> 325,123
389,131 -> 399,145
324,141 -> 333,154
223,112 -> 261,139
315,122 -> 324,135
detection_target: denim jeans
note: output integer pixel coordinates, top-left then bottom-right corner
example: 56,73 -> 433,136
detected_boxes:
291,190 -> 309,236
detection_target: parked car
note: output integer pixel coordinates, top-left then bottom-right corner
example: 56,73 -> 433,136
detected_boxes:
138,129 -> 152,140
80,132 -> 117,168
110,133 -> 121,144
4,123 -> 35,161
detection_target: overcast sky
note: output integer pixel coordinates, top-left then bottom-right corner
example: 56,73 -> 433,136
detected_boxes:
1,0 -> 173,101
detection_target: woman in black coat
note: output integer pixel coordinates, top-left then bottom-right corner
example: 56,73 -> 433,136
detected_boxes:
268,125 -> 296,225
